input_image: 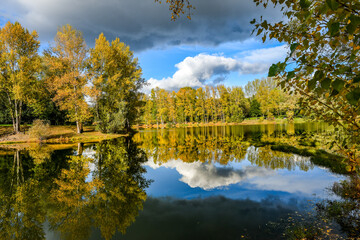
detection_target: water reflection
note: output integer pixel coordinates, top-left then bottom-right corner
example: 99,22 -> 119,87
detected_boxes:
135,125 -> 345,201
317,175 -> 360,238
133,123 -> 330,170
0,137 -> 149,240
0,122 -> 356,239
146,158 -> 273,190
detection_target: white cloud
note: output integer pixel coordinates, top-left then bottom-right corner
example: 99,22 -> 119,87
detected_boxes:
240,45 -> 288,63
142,45 -> 288,93
145,158 -> 273,190
145,156 -> 345,198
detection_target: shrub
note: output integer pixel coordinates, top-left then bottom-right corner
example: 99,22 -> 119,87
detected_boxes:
28,119 -> 50,141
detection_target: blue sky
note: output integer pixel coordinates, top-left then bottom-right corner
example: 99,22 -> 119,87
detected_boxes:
1,0 -> 288,93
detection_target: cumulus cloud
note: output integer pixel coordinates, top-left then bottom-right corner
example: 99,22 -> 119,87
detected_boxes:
0,0 -> 282,51
142,45 -> 288,93
145,159 -> 273,190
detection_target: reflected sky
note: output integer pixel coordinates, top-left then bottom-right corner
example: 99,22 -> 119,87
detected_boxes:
143,148 -> 346,201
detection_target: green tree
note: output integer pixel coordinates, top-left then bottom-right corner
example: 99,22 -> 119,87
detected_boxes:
0,22 -> 41,133
89,33 -> 144,133
249,99 -> 261,118
44,25 -> 90,134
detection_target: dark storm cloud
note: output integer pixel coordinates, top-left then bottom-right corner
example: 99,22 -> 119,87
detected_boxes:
1,0 -> 282,51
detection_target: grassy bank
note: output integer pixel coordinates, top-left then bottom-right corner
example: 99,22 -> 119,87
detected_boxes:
0,125 -> 125,145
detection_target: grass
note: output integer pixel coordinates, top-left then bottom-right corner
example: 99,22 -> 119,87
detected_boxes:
0,125 -> 125,145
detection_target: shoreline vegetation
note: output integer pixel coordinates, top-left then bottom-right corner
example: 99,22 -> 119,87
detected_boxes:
134,118 -> 306,129
0,118 -> 305,144
0,125 -> 124,145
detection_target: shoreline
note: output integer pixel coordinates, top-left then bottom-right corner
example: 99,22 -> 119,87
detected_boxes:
0,125 -> 125,145
0,118 -> 307,145
134,118 -> 306,129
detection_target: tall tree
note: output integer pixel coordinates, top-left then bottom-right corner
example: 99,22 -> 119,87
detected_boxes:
89,33 -> 144,133
45,24 -> 90,134
0,22 -> 41,133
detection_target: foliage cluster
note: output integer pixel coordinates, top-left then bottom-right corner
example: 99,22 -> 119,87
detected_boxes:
142,77 -> 300,126
28,119 -> 50,141
251,0 -> 360,165
0,22 -> 144,134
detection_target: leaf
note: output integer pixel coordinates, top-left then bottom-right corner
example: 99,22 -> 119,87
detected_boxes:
345,88 -> 360,105
329,22 -> 340,37
300,0 -> 311,9
290,43 -> 299,55
326,0 -> 339,11
332,79 -> 345,92
287,71 -> 295,80
320,78 -> 331,89
353,75 -> 360,83
308,78 -> 317,90
330,89 -> 339,97
313,70 -> 324,81
268,64 -> 278,77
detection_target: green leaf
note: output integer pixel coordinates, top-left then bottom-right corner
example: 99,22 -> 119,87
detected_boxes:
250,18 -> 256,24
300,0 -> 311,9
326,0 -> 339,11
353,75 -> 360,83
329,22 -> 340,37
290,43 -> 299,55
308,78 -> 317,90
330,89 -> 339,97
313,70 -> 324,81
320,78 -> 331,89
332,79 -> 345,92
268,64 -> 278,77
287,71 -> 295,80
345,88 -> 360,105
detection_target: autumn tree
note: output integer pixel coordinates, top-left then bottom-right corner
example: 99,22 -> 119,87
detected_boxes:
44,24 -> 90,134
88,33 -> 144,133
195,87 -> 206,122
0,22 -> 41,133
229,86 -> 249,122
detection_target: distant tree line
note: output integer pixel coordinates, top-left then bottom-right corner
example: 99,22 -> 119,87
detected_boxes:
140,77 -> 300,125
0,22 -> 144,133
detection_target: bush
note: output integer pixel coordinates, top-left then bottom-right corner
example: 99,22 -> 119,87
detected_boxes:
29,119 -> 50,141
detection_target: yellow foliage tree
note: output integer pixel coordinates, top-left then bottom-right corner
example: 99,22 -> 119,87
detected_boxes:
44,25 -> 90,133
0,22 -> 41,133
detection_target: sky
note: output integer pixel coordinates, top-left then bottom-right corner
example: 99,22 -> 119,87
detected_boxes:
0,0 -> 289,93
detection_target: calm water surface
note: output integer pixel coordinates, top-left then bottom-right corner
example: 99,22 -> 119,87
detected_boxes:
0,123 -> 352,239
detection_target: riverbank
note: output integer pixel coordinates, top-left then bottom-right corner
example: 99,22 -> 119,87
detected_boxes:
134,118 -> 306,129
0,125 -> 125,145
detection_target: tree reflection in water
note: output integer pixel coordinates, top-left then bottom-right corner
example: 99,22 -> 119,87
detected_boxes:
0,137 -> 150,240
316,175 -> 360,238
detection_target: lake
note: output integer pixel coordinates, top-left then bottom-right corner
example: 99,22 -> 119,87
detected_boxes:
0,123 -> 356,239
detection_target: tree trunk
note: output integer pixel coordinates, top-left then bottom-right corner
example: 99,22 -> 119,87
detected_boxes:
77,143 -> 84,156
13,100 -> 22,134
76,121 -> 83,134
